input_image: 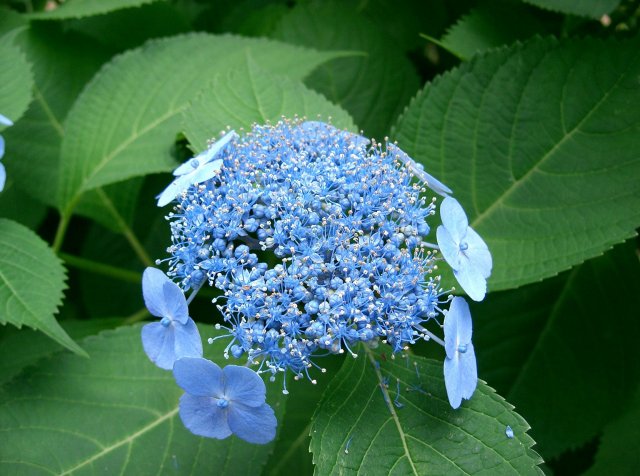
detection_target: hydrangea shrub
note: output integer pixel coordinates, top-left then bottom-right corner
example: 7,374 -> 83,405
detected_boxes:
0,1 -> 639,474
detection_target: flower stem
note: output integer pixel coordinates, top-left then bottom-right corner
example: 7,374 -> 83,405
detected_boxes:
59,252 -> 141,284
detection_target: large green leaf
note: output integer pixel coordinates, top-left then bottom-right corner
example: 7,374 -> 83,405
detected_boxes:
273,2 -> 420,138
0,218 -> 84,355
471,241 -> 640,458
28,0 -> 162,20
0,30 -> 33,124
311,349 -> 543,475
4,25 -> 110,208
182,59 -> 355,151
433,3 -> 549,60
0,324 -> 287,475
584,385 -> 640,476
523,0 -> 620,18
57,33 -> 348,216
0,318 -> 121,385
393,37 -> 640,291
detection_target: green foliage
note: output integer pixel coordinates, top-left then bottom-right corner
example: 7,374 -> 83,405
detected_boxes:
0,318 -> 121,385
182,59 -> 355,152
1,1 -> 638,473
0,30 -> 33,123
0,324 -> 286,475
311,350 -> 543,475
273,2 -> 420,138
472,241 -> 640,458
56,33 -> 348,216
523,0 -> 621,18
0,219 -> 83,355
394,36 -> 640,291
28,0 -> 162,20
432,3 -> 549,60
585,386 -> 640,476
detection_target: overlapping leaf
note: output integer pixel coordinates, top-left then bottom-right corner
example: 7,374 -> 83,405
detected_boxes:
4,26 -> 110,208
273,2 -> 420,138
0,324 -> 286,475
28,0 -> 161,20
57,33 -> 348,216
311,349 -> 542,475
0,31 -> 33,124
523,0 -> 620,18
471,241 -> 640,458
182,58 -> 355,151
0,219 -> 83,355
394,37 -> 640,290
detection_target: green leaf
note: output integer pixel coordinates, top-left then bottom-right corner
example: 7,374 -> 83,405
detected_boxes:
75,179 -> 143,233
0,30 -> 33,124
0,180 -> 47,229
472,240 -> 640,458
273,2 -> 420,138
57,33 -> 348,216
182,58 -> 355,152
0,218 -> 84,355
28,0 -> 162,20
523,0 -> 620,18
0,318 -> 122,385
584,385 -> 640,476
393,37 -> 640,291
4,25 -> 111,208
66,1 -> 191,51
435,3 -> 549,60
311,348 -> 543,475
0,324 -> 286,475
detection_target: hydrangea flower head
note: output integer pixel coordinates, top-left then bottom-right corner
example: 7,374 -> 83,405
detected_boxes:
0,113 -> 14,192
141,267 -> 203,369
164,119 -> 451,382
157,130 -> 237,207
173,357 -> 277,444
443,296 -> 477,409
436,197 -> 492,301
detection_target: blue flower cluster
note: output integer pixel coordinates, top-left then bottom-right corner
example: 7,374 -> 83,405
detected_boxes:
142,119 -> 493,443
163,121 -> 457,381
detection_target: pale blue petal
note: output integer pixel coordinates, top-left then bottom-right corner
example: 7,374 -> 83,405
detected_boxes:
142,268 -> 167,317
156,174 -> 192,207
223,366 -> 266,408
459,342 -> 477,400
179,393 -> 231,439
0,114 -> 12,127
199,130 -> 237,163
190,159 -> 223,185
0,163 -> 5,192
463,227 -> 492,278
436,225 -> 462,270
443,301 -> 459,359
173,158 -> 199,176
452,297 -> 473,344
444,356 -> 463,409
419,169 -> 452,196
228,402 -> 277,444
141,321 -> 176,370
173,318 -> 203,359
454,265 -> 487,302
440,197 -> 468,242
161,280 -> 189,324
174,357 -> 223,396
388,145 -> 452,195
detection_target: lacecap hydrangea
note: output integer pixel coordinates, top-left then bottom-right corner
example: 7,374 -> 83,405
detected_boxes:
141,119 -> 492,444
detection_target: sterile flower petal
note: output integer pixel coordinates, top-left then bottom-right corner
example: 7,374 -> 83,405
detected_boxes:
141,321 -> 176,370
227,402 -> 277,444
223,365 -> 266,407
178,394 -> 232,439
173,357 -> 223,396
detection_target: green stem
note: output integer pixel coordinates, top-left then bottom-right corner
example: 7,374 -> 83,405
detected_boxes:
60,253 -> 141,284
123,307 -> 150,325
52,212 -> 71,253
